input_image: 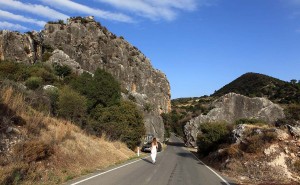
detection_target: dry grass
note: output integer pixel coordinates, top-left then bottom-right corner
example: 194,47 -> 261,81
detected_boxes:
0,87 -> 135,184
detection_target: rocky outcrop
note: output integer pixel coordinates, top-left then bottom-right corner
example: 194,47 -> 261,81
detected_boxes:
0,16 -> 171,140
184,93 -> 285,147
287,125 -> 300,139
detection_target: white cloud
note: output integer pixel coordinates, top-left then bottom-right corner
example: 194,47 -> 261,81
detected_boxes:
0,10 -> 46,27
0,0 -> 69,20
94,0 -> 200,21
40,0 -> 133,23
0,21 -> 28,30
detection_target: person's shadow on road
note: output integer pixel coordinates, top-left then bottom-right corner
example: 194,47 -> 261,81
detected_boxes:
142,158 -> 153,164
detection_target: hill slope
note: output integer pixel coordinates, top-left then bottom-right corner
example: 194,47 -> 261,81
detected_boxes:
213,72 -> 300,104
0,85 -> 135,184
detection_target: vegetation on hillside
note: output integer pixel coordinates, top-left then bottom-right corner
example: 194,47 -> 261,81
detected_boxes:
213,72 -> 300,104
0,86 -> 135,184
0,60 -> 145,149
165,72 -> 300,139
162,96 -> 215,138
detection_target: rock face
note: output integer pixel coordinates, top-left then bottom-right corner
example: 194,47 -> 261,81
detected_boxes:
0,16 -> 171,140
184,93 -> 285,147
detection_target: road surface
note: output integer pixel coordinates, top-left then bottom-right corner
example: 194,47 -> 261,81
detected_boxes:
66,135 -> 236,185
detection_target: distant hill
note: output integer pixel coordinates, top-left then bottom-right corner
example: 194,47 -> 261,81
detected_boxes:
167,72 -> 300,138
212,72 -> 300,104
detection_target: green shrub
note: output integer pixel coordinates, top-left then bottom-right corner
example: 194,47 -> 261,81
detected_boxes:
197,122 -> 231,156
28,64 -> 56,83
54,64 -> 72,78
42,44 -> 54,53
161,113 -> 172,139
25,77 -> 43,90
90,100 -> 145,150
128,94 -> 136,102
0,60 -> 29,81
44,87 -> 59,115
71,69 -> 121,110
42,52 -> 52,62
144,103 -> 153,112
57,86 -> 87,125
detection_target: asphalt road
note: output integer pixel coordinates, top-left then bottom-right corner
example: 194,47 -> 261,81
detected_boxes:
67,135 -> 236,185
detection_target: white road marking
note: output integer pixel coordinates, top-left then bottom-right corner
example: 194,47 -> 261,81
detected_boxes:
71,151 -> 164,185
176,136 -> 231,185
70,156 -> 151,185
188,151 -> 231,185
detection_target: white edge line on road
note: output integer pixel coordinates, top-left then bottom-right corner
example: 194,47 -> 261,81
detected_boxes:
189,151 -> 231,185
70,156 -> 149,185
176,136 -> 231,185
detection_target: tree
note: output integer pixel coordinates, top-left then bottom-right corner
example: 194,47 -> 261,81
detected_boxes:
197,122 -> 231,156
90,100 -> 145,150
291,79 -> 297,85
72,68 -> 121,110
54,64 -> 72,78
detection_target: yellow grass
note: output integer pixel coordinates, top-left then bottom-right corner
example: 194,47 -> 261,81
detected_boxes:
0,87 -> 135,184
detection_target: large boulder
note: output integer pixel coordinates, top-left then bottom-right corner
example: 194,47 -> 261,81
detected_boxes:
184,93 -> 285,147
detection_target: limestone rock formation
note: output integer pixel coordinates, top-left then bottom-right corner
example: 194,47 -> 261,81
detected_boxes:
0,16 -> 171,140
184,93 -> 285,147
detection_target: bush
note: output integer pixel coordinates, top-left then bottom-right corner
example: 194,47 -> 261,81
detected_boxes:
90,100 -> 145,150
161,113 -> 172,139
44,87 -> 59,115
42,52 -> 52,62
242,134 -> 264,153
197,122 -> 231,156
25,77 -> 43,90
0,60 -> 29,81
54,64 -> 72,78
28,64 -> 56,83
57,86 -> 87,125
72,69 -> 121,110
14,140 -> 54,163
241,129 -> 278,153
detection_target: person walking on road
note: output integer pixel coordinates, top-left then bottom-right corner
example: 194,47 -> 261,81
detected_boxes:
151,137 -> 158,164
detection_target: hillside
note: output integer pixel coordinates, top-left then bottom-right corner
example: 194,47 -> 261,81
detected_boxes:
167,72 -> 300,138
165,72 -> 300,184
0,85 -> 135,184
213,72 -> 300,104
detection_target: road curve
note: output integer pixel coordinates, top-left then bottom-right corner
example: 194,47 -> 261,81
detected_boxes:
66,135 -> 236,185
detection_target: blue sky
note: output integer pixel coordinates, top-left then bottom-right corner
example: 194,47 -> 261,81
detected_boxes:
1,0 -> 300,99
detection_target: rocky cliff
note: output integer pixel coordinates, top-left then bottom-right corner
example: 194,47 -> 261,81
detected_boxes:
184,93 -> 285,147
0,16 -> 171,140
